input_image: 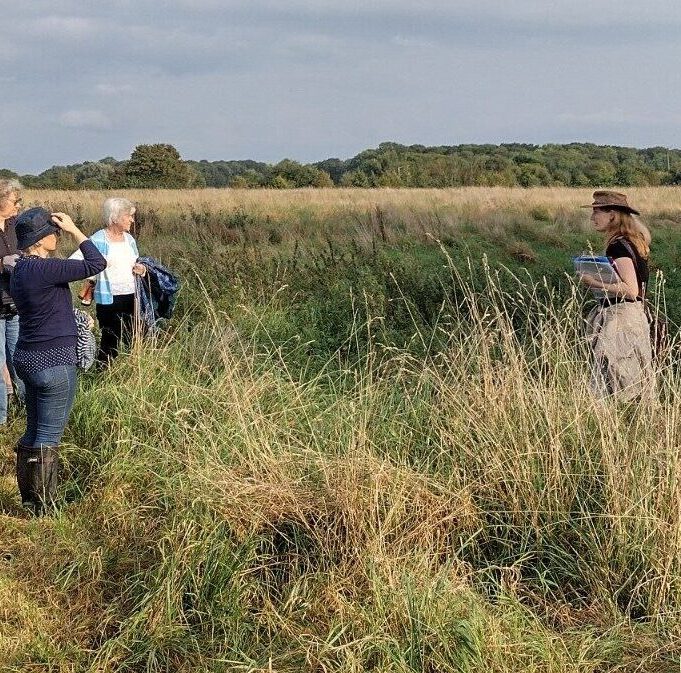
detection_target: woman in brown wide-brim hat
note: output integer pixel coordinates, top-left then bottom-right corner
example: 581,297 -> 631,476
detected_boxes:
578,190 -> 654,401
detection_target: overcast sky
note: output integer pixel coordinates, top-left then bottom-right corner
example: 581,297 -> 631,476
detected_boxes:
2,0 -> 680,173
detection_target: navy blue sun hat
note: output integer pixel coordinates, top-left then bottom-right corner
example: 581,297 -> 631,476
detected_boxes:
15,207 -> 59,250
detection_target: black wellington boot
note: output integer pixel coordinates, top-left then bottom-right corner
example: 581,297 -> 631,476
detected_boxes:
15,444 -> 59,515
15,444 -> 33,508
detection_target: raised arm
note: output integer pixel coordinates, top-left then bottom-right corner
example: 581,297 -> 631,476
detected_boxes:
68,247 -> 84,262
39,241 -> 107,284
52,213 -> 87,247
37,213 -> 107,283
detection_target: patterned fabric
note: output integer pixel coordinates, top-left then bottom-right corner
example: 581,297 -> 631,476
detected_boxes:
135,276 -> 157,333
87,229 -> 139,305
586,301 -> 654,401
73,308 -> 96,370
135,257 -> 180,333
14,345 -> 77,374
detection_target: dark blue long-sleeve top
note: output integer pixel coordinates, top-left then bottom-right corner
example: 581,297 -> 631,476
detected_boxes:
10,240 -> 107,351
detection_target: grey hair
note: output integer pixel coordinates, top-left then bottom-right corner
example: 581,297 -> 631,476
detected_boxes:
0,178 -> 23,203
102,197 -> 135,226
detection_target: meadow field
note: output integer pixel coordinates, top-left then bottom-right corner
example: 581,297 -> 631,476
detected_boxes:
1,187 -> 681,672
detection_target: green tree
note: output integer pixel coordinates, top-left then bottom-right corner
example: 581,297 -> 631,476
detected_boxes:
124,144 -> 192,188
74,161 -> 115,189
584,160 -> 617,186
267,159 -> 327,188
236,169 -> 266,188
340,170 -> 370,187
314,158 -> 345,184
229,175 -> 249,188
312,170 -> 334,188
516,163 -> 553,187
270,175 -> 293,189
38,166 -> 78,189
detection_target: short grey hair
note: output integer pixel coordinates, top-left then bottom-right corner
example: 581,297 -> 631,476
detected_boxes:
0,178 -> 23,203
102,197 -> 135,226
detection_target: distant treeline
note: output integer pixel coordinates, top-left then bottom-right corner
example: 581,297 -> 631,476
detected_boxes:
5,141 -> 681,189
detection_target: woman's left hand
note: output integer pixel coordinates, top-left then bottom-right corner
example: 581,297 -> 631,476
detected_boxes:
132,263 -> 146,276
578,273 -> 598,288
2,364 -> 12,393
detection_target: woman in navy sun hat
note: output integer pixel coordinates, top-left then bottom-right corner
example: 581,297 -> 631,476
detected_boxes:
10,207 -> 106,514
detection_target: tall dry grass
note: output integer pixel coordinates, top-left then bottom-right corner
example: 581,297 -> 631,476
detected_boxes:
0,253 -> 680,670
21,186 -> 681,252
23,186 -> 681,219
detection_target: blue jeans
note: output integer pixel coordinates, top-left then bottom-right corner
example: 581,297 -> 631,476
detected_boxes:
0,315 -> 24,423
15,365 -> 77,448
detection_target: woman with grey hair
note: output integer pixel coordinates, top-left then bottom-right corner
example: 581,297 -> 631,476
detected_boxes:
0,178 -> 25,420
70,197 -> 146,365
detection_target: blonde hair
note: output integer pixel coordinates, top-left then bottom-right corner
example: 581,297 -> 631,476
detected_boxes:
605,209 -> 651,260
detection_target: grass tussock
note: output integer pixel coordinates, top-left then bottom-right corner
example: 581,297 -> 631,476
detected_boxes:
1,259 -> 680,671
1,188 -> 681,671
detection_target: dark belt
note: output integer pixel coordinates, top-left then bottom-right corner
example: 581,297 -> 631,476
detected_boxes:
599,296 -> 643,307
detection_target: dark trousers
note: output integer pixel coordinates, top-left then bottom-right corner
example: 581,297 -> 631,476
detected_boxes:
95,294 -> 136,365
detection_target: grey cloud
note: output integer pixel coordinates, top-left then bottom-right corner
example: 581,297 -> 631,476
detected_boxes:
31,15 -> 99,38
2,0 -> 681,173
557,111 -> 639,126
4,2 -> 676,86
124,0 -> 681,46
96,83 -> 134,96
59,109 -> 114,131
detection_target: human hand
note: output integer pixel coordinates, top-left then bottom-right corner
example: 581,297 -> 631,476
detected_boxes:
2,363 -> 12,395
51,212 -> 81,236
1,254 -> 18,271
578,273 -> 598,288
132,263 -> 146,276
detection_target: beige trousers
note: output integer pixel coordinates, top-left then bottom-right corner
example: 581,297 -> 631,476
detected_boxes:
586,301 -> 654,402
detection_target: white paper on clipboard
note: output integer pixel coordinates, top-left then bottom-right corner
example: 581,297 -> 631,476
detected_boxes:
573,255 -> 621,299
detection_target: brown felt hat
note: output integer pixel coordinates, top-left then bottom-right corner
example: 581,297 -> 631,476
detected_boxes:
581,190 -> 640,215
